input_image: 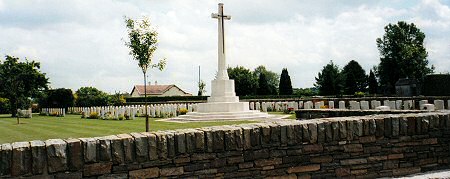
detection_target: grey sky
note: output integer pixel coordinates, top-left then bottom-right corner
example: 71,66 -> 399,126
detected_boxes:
0,0 -> 449,95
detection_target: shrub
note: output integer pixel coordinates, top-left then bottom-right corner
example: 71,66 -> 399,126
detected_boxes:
283,107 -> 294,114
118,114 -> 125,120
354,91 -> 365,97
88,112 -> 99,119
178,108 -> 188,115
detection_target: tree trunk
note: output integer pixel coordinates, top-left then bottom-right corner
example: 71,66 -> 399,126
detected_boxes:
144,72 -> 149,132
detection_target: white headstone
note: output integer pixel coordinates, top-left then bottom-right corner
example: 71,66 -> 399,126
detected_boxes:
328,101 -> 334,109
349,101 -> 360,110
434,100 -> 444,110
395,100 -> 403,110
339,101 -> 346,109
403,100 -> 413,110
422,104 -> 435,111
360,101 -> 369,110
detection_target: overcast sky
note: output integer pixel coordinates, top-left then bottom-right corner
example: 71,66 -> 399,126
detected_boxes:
1,0 -> 449,95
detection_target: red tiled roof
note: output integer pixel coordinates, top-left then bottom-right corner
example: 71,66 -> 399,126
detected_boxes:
132,85 -> 189,95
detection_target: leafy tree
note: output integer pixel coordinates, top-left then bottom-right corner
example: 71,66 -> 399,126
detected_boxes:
314,61 -> 342,96
197,80 -> 206,96
108,92 -> 126,106
228,66 -> 257,96
75,87 -> 109,107
368,70 -> 378,95
253,66 -> 279,95
39,88 -> 74,109
0,55 -> 49,118
257,73 -> 271,95
125,16 -> 166,132
342,60 -> 367,95
279,68 -> 293,95
0,97 -> 10,114
376,21 -> 433,94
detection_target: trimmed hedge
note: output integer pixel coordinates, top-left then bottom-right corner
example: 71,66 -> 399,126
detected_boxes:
422,74 -> 450,96
125,96 -> 208,103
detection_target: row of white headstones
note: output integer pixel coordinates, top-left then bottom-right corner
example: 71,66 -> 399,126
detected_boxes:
38,99 -> 447,120
250,99 -> 448,112
67,103 -> 200,119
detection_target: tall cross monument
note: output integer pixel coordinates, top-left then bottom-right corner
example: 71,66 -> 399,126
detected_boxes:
211,3 -> 231,80
173,3 -> 268,120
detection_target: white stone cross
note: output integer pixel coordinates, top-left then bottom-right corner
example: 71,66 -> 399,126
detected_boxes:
212,3 -> 231,80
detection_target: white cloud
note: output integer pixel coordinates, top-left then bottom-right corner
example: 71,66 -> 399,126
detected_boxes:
0,0 -> 449,95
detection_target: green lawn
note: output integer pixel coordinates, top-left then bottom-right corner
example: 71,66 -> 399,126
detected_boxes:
0,114 -> 256,144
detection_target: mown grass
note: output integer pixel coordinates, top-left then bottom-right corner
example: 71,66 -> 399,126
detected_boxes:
0,114 -> 256,144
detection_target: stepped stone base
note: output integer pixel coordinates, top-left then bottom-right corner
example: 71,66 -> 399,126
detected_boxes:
173,110 -> 269,121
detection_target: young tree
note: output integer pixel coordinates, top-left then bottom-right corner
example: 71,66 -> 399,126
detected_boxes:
75,87 -> 109,107
253,66 -> 279,95
368,70 -> 378,95
342,60 -> 367,95
228,66 -> 257,96
376,21 -> 433,94
125,16 -> 166,132
279,68 -> 293,95
314,61 -> 342,96
257,73 -> 271,95
0,55 -> 48,119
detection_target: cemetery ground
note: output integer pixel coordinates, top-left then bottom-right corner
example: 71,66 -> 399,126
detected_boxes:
0,112 -> 294,144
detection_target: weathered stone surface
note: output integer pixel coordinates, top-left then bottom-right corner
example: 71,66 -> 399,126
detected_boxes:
339,120 -> 347,140
335,168 -> 350,177
96,136 -> 113,162
259,124 -> 271,146
239,162 -> 254,169
307,123 -> 318,143
193,129 -> 205,151
55,171 -> 83,179
191,153 -> 216,161
303,144 -> 323,153
317,122 -> 326,143
140,132 -> 158,161
384,117 -> 393,137
375,118 -> 385,137
392,167 -> 421,176
98,173 -> 128,179
109,136 -> 124,165
254,158 -> 282,167
129,167 -> 159,179
310,155 -> 333,163
201,128 -> 214,152
388,153 -> 404,160
302,124 -> 310,143
354,120 -> 363,137
407,116 -> 416,135
346,119 -> 354,140
172,131 -> 186,154
294,124 -> 303,144
79,138 -> 97,163
30,140 -> 46,175
287,164 -> 320,173
0,143 -> 12,176
369,118 -> 376,135
130,132 -> 149,162
280,124 -> 288,146
83,162 -> 112,177
359,136 -> 376,143
116,134 -> 135,163
164,131 -> 175,158
392,117 -> 400,137
368,155 -> 388,162
160,167 -> 183,176
344,144 -> 363,152
11,141 -> 31,176
223,126 -> 238,151
286,124 -> 296,145
65,138 -> 83,171
399,117 -> 408,136
340,158 -> 367,165
45,139 -> 68,173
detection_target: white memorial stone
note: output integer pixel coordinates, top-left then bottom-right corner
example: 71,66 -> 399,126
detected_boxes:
434,100 -> 444,110
395,100 -> 403,110
422,104 -> 435,111
339,101 -> 346,109
360,101 -> 369,110
349,101 -> 360,110
403,100 -> 413,110
328,101 -> 334,109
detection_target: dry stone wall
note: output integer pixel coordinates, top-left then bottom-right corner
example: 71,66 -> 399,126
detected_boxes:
1,113 -> 450,178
